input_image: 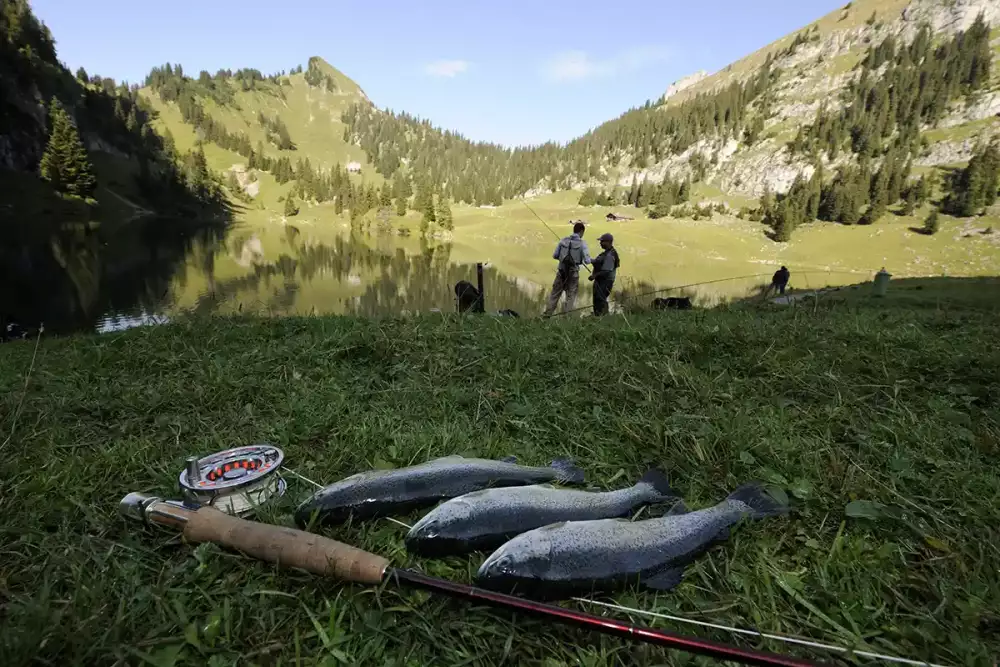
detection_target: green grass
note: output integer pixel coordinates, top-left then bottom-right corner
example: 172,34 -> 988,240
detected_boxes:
162,189 -> 1000,318
922,116 -> 1000,145
825,276 -> 1000,310
441,193 -> 1000,300
2,291 -> 999,666
661,0 -> 910,107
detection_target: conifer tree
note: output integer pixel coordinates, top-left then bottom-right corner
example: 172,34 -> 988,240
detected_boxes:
678,180 -> 691,203
437,196 -> 454,231
284,194 -> 299,217
395,196 -> 407,217
923,208 -> 940,235
628,174 -> 639,205
187,144 -> 210,193
578,187 -> 597,206
636,176 -> 653,207
422,193 -> 436,226
39,98 -> 97,198
945,143 -> 1000,216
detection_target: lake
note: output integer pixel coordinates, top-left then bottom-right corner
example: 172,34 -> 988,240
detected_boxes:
1,216 -> 548,335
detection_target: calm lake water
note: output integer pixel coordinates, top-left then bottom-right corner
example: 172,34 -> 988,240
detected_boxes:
2,216 -> 546,335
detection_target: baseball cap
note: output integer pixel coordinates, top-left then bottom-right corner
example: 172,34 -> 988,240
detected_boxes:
598,233 -> 614,242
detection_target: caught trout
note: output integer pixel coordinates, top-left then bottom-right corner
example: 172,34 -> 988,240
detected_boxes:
406,469 -> 677,557
295,455 -> 585,527
476,483 -> 787,597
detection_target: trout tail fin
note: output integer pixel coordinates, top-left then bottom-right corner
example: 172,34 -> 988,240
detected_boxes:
635,468 -> 677,501
727,483 -> 789,519
549,458 -> 585,484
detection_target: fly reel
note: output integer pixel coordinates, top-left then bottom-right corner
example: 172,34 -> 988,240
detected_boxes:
179,444 -> 287,516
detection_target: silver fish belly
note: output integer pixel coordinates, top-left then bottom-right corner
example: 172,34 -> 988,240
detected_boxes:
406,469 -> 675,556
295,456 -> 584,527
476,483 -> 786,597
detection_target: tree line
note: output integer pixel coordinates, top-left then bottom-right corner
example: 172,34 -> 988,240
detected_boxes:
339,56 -> 778,206
790,17 -> 992,161
577,173 -> 693,218
761,16 -> 994,240
304,57 -> 337,92
257,112 -> 295,150
2,0 -> 227,218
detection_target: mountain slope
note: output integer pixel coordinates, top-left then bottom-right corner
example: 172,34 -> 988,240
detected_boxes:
0,0 -> 230,222
656,0 -> 1000,196
122,0 -> 1000,246
140,57 -> 385,221
1,0 -> 235,332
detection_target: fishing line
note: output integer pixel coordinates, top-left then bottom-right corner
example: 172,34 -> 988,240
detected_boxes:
549,269 -> 865,318
372,516 -> 936,666
520,198 -> 592,274
281,466 -> 322,489
1,324 -> 44,453
571,599 -> 948,667
282,467 -> 416,530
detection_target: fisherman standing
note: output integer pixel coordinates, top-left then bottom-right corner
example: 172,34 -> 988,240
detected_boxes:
588,233 -> 619,316
770,266 -> 790,296
543,221 -> 591,316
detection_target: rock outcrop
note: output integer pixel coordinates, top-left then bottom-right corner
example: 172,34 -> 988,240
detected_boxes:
662,71 -> 709,101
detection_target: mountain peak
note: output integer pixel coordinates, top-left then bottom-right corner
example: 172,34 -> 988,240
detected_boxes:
304,56 -> 368,100
662,71 -> 710,101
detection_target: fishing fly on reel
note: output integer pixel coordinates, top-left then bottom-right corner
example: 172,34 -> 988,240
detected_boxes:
178,444 -> 287,516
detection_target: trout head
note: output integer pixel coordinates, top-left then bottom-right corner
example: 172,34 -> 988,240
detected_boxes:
475,527 -> 556,592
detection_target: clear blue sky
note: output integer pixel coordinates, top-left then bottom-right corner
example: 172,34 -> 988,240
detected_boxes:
31,0 -> 844,147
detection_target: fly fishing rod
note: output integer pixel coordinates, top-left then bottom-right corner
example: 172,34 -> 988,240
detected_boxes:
119,450 -> 821,667
120,495 -> 820,666
521,198 -> 592,274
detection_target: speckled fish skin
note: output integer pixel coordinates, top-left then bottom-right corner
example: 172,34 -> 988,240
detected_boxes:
294,455 -> 585,527
406,469 -> 676,557
475,483 -> 787,598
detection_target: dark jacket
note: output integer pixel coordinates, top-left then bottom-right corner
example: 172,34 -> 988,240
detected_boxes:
591,247 -> 620,282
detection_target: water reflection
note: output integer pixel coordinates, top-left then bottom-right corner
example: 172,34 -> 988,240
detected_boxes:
1,216 -> 545,336
188,229 -> 546,318
1,216 -> 227,335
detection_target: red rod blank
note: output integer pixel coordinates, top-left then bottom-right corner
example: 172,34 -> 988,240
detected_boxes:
387,569 -> 823,667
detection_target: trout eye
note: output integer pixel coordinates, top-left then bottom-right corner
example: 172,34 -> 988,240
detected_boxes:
492,555 -> 514,572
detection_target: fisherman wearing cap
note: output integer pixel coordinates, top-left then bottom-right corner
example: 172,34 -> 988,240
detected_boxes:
543,221 -> 591,316
588,232 -> 619,316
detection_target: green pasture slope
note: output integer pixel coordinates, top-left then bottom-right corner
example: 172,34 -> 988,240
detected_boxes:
2,278 -> 999,665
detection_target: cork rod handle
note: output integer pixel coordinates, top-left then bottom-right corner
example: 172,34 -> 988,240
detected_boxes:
183,506 -> 390,584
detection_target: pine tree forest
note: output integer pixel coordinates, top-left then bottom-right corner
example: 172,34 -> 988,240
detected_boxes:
135,13 -> 996,241
764,16 -> 992,239
2,0 -> 227,215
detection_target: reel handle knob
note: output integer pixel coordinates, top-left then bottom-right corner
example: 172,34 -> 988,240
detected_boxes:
183,506 -> 390,584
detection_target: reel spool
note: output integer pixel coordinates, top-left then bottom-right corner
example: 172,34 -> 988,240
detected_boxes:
179,444 -> 287,516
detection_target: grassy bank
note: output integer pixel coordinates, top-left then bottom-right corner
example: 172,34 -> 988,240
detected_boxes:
2,294 -> 999,665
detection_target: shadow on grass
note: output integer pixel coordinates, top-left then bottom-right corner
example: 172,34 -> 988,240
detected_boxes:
822,276 -> 1000,310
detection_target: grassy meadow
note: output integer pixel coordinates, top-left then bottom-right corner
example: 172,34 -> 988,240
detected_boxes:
147,174 -> 1000,319
2,284 -> 999,666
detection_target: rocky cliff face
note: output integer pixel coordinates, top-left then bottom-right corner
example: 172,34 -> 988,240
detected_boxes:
0,82 -> 48,170
661,71 -> 709,101
609,0 -> 1000,199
